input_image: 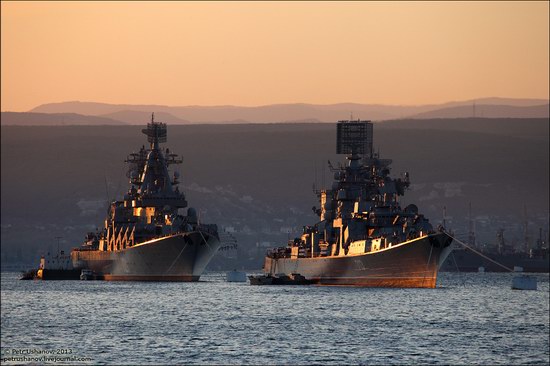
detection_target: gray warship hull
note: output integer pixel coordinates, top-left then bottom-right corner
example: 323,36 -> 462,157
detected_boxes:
72,231 -> 221,281
264,233 -> 453,288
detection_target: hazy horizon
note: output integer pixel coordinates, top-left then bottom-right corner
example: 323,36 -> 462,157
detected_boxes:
1,97 -> 544,125
2,2 -> 548,112
5,96 -> 550,113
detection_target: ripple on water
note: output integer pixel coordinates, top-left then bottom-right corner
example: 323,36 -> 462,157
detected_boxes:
1,272 -> 549,365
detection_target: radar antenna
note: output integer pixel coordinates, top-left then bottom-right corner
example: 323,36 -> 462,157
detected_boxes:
336,119 -> 373,157
142,113 -> 167,148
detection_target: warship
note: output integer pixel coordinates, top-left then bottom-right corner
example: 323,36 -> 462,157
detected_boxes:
71,115 -> 221,281
441,228 -> 549,273
261,119 -> 453,288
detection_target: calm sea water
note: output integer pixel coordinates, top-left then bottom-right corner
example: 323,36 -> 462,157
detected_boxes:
1,271 -> 549,365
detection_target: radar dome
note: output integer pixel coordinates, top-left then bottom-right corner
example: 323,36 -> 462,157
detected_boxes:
404,204 -> 418,214
187,207 -> 197,218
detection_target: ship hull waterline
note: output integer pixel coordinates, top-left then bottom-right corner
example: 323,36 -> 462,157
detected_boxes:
71,231 -> 221,282
264,233 -> 453,288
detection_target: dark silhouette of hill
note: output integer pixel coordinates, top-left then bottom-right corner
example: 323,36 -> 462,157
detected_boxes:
409,104 -> 549,119
1,119 -> 548,269
30,101 -> 410,121
0,112 -> 126,126
99,110 -> 191,125
455,97 -> 549,106
378,117 -> 549,141
28,98 -> 549,123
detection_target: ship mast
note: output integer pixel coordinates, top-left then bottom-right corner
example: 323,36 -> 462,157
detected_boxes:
496,228 -> 505,254
467,202 -> 476,248
143,113 -> 167,151
523,204 -> 529,254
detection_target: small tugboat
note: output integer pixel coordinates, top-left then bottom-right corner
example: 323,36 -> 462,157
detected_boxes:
79,269 -> 96,280
249,273 -> 316,285
249,274 -> 274,285
261,119 -> 453,288
19,269 -> 37,280
36,250 -> 81,280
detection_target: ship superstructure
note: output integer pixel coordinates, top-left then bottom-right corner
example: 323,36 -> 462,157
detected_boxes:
71,115 -> 221,281
263,120 -> 453,287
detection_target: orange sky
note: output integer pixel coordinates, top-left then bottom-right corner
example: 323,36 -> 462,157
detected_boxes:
1,1 -> 548,111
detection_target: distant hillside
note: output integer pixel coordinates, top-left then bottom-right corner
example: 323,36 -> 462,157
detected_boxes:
29,98 -> 549,123
409,104 -> 549,119
1,121 -> 548,269
378,117 -> 549,141
99,110 -> 191,125
0,112 -> 126,126
453,97 -> 549,107
29,101 -> 414,122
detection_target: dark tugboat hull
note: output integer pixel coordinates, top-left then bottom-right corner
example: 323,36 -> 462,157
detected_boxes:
36,269 -> 81,280
264,233 -> 452,288
72,231 -> 220,281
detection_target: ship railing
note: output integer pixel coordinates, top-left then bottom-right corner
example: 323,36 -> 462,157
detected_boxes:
266,247 -> 291,259
73,246 -> 98,252
132,225 -> 218,242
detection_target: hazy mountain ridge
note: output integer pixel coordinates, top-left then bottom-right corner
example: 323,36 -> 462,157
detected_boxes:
99,110 -> 191,125
25,98 -> 549,124
0,112 -> 126,126
410,104 -> 549,119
